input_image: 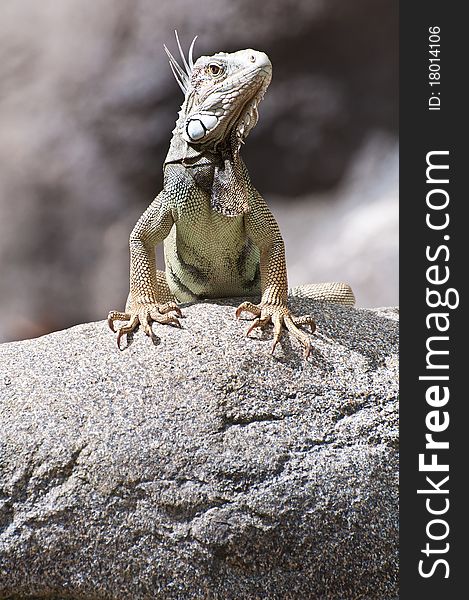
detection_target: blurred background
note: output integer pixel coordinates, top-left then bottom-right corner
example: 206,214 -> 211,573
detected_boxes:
0,0 -> 398,343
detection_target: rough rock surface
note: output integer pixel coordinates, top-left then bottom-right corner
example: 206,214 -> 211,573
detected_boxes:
0,300 -> 399,599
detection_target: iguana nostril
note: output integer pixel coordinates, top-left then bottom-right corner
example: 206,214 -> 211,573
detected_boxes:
245,51 -> 272,70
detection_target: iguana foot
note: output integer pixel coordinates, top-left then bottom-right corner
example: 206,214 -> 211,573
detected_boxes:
236,301 -> 316,359
108,301 -> 182,350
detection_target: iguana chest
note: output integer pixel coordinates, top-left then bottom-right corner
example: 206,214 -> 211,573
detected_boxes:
163,169 -> 260,301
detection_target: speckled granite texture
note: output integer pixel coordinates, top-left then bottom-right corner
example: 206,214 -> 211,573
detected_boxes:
0,299 -> 399,599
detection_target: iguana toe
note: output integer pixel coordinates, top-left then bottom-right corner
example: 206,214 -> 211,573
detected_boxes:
283,314 -> 313,359
107,311 -> 130,333
236,302 -> 315,359
235,301 -> 261,319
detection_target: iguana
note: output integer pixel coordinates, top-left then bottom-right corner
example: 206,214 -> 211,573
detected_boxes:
108,32 -> 354,358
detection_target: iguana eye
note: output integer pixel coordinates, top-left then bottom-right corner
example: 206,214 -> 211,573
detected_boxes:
208,63 -> 222,76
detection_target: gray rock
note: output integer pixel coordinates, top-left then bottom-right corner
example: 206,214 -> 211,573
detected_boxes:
0,299 -> 399,599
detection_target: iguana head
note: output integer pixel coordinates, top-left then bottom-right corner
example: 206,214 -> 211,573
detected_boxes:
165,32 -> 272,151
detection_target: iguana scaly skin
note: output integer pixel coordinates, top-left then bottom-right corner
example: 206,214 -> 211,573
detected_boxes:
108,33 -> 354,358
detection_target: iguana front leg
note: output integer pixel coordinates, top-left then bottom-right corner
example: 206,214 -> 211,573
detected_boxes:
108,192 -> 181,349
236,192 -> 316,358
